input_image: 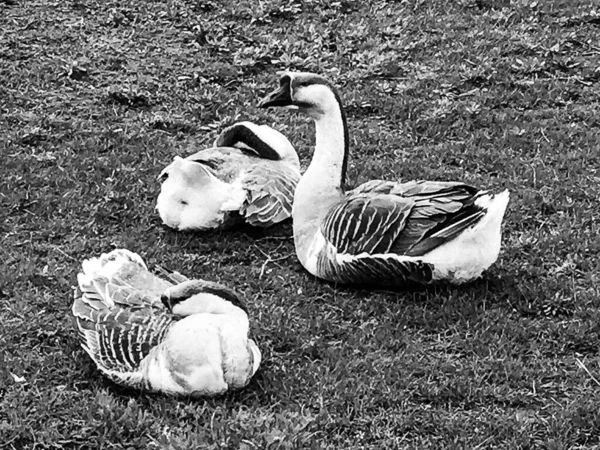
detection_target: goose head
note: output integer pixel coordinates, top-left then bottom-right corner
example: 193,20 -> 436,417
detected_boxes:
259,72 -> 344,120
161,280 -> 248,317
260,71 -> 350,189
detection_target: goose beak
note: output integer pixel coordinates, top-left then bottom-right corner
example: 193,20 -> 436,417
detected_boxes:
259,86 -> 292,108
161,292 -> 171,310
259,75 -> 294,108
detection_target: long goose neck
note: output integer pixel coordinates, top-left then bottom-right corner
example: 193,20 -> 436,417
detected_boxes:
293,89 -> 349,264
311,90 -> 349,189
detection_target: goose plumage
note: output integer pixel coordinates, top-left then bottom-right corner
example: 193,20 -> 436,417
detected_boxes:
72,249 -> 261,397
157,121 -> 301,230
259,72 -> 510,286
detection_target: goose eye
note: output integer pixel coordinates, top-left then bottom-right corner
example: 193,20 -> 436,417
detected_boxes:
180,200 -> 188,205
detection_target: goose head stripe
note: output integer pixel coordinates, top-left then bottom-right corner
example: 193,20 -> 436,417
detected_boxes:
260,72 -> 349,188
214,121 -> 296,163
259,72 -> 338,111
161,279 -> 248,315
259,72 -> 510,287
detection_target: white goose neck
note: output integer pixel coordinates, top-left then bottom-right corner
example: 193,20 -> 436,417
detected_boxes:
309,110 -> 347,188
292,97 -> 348,266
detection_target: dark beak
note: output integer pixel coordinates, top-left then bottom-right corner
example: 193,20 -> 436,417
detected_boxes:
258,75 -> 293,108
161,293 -> 171,310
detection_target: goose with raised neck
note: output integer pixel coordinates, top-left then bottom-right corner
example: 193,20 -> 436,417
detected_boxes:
260,72 -> 510,286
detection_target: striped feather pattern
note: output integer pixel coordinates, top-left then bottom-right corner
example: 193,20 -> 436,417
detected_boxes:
72,250 -> 177,387
322,194 -> 414,255
241,163 -> 300,226
317,253 -> 434,285
321,180 -> 489,260
186,148 -> 252,183
74,292 -> 173,379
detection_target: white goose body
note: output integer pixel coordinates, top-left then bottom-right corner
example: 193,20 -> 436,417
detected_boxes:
72,249 -> 261,396
260,72 -> 510,286
157,121 -> 300,230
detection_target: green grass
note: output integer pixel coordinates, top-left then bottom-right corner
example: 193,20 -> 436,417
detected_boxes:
1,0 -> 600,448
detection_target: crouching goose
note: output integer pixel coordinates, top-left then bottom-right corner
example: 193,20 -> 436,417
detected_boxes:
72,249 -> 261,397
259,72 -> 510,286
157,121 -> 301,230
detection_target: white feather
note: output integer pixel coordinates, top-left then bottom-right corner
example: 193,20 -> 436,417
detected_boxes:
72,249 -> 261,397
267,72 -> 511,286
156,122 -> 300,230
332,190 -> 511,283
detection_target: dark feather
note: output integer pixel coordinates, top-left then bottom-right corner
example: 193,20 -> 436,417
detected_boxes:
322,180 -> 488,258
317,252 -> 434,285
322,194 -> 414,255
73,291 -> 174,374
215,123 -> 283,161
165,280 -> 248,315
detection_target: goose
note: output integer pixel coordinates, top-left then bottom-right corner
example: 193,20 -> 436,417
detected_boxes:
72,248 -> 261,397
259,72 -> 510,286
156,121 -> 301,230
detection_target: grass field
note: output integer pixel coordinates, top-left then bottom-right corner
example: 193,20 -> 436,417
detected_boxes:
2,0 -> 600,448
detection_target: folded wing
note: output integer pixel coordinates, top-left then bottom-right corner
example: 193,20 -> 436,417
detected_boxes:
322,180 -> 486,258
72,250 -> 178,386
239,163 -> 300,227
73,289 -> 174,386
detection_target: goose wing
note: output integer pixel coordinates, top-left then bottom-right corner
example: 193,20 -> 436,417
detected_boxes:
73,290 -> 174,387
239,163 -> 300,226
72,249 -> 179,386
322,180 -> 485,258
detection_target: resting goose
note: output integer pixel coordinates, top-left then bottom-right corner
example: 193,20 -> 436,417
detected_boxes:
72,249 -> 261,397
259,72 -> 510,286
157,121 -> 300,230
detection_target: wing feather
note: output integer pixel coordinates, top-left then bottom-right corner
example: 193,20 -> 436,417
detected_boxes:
321,180 -> 488,258
154,265 -> 190,284
240,163 -> 299,227
72,250 -> 178,386
73,292 -> 174,379
319,253 -> 434,285
322,194 -> 414,255
349,180 -> 397,195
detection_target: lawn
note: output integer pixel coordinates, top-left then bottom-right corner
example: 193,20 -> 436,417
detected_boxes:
1,0 -> 600,448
